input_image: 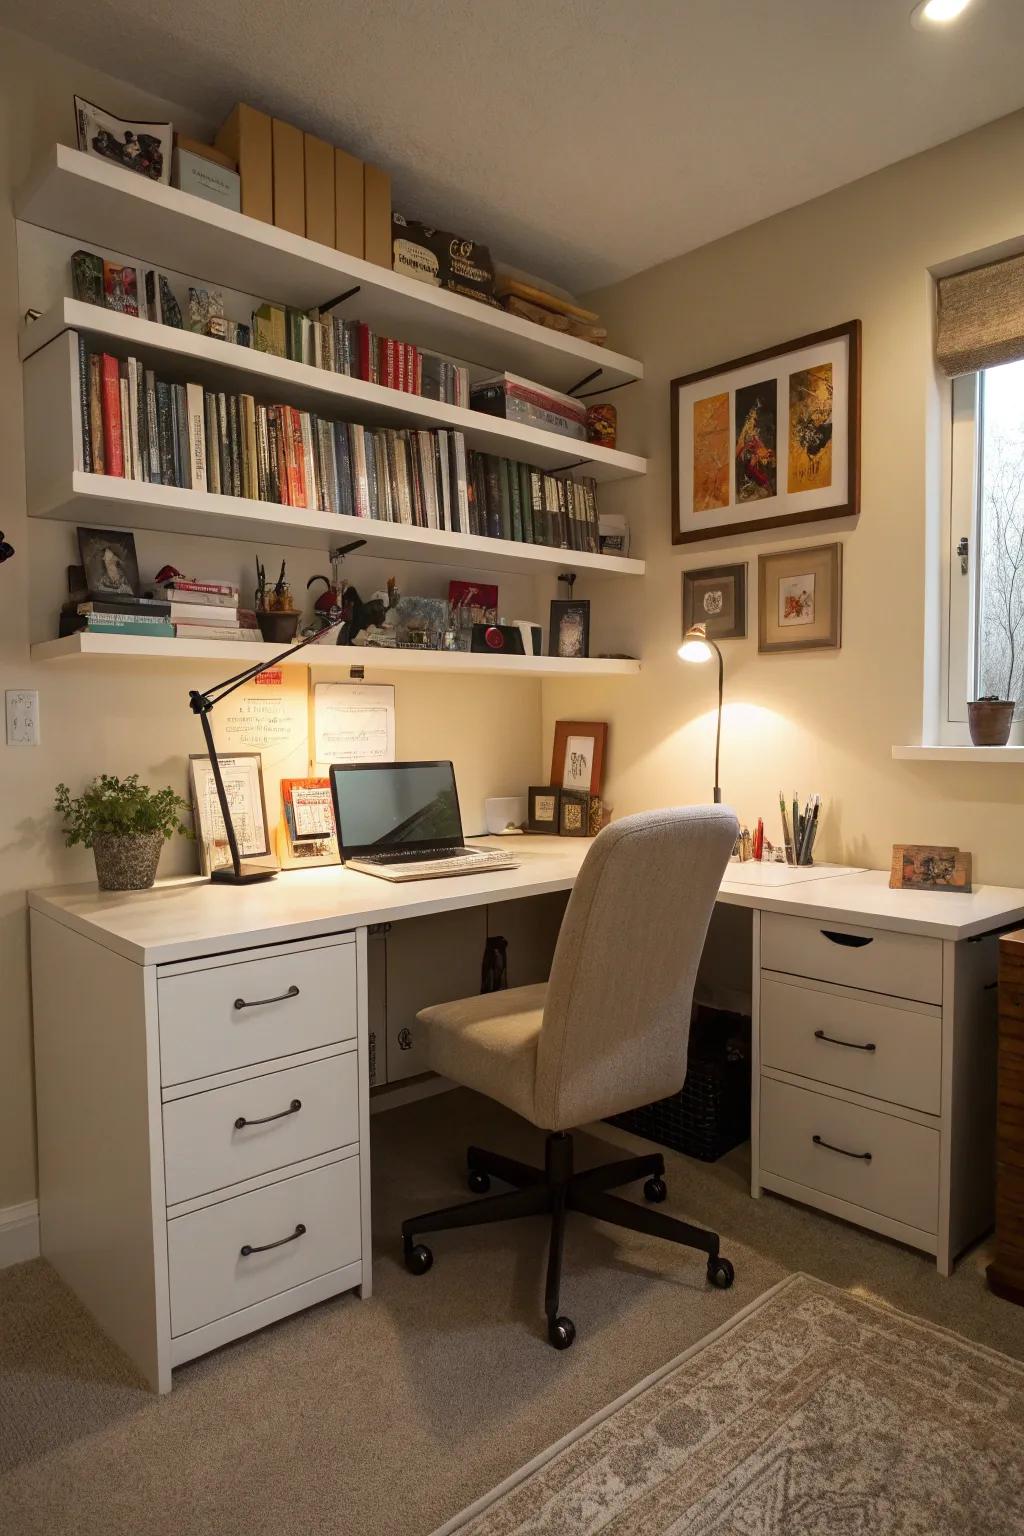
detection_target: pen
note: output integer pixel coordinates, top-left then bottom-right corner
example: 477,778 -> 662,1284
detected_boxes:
779,791 -> 794,864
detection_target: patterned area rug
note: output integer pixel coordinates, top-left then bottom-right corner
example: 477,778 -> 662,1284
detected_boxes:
434,1273 -> 1024,1535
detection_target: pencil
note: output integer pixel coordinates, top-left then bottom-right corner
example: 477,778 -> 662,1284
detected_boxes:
779,791 -> 794,864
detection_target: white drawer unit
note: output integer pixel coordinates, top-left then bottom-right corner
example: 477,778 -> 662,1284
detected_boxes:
158,936 -> 358,1086
167,1156 -> 362,1337
760,974 -> 941,1115
163,1050 -> 359,1206
760,912 -> 942,1004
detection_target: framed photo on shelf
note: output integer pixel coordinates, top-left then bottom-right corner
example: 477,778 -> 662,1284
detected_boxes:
528,785 -> 561,834
889,844 -> 972,894
549,600 -> 591,660
670,320 -> 860,545
682,563 -> 747,641
558,790 -> 590,837
77,526 -> 141,599
189,752 -> 272,877
758,543 -> 842,653
550,720 -> 608,796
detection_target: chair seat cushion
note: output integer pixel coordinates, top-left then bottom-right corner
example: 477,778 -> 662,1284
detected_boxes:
417,984 -> 546,1123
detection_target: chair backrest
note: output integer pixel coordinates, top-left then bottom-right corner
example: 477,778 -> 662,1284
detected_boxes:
533,805 -> 739,1131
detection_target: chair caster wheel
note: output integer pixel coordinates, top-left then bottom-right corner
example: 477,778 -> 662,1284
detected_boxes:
548,1315 -> 576,1350
404,1243 -> 433,1276
707,1255 -> 735,1289
468,1170 -> 491,1194
643,1176 -> 667,1203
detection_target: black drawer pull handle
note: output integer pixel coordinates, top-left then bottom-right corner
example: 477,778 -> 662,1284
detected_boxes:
813,1134 -> 872,1162
820,930 -> 873,948
234,1098 -> 302,1131
814,1029 -> 877,1052
234,984 -> 300,1011
240,1223 -> 306,1258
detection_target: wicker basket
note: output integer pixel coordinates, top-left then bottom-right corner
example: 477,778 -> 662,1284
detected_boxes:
607,1005 -> 751,1162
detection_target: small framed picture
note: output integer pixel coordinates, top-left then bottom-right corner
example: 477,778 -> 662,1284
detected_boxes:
189,753 -> 272,877
758,543 -> 842,653
682,563 -> 747,640
74,95 -> 172,183
550,720 -> 608,796
276,778 -> 339,870
889,844 -> 972,894
77,526 -> 141,599
549,600 -> 591,659
528,785 -> 561,834
559,790 -> 590,837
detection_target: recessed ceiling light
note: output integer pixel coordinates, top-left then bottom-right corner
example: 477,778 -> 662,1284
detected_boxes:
911,0 -> 974,26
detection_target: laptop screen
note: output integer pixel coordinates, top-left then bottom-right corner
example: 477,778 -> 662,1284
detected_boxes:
330,761 -> 464,856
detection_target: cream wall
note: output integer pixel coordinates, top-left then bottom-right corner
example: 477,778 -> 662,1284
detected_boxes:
545,109 -> 1024,881
0,31 -> 542,1211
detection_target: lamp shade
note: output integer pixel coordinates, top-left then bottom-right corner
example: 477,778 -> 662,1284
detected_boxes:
678,623 -> 714,663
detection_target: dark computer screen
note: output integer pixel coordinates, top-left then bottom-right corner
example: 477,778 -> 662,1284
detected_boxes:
330,762 -> 463,853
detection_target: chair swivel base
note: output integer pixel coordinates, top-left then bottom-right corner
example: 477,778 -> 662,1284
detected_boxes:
401,1130 -> 735,1350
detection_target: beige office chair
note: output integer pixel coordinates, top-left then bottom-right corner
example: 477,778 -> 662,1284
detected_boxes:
402,804 -> 739,1349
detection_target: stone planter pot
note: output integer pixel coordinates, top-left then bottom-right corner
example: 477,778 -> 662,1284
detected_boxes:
92,830 -> 164,891
255,610 -> 300,645
967,699 -> 1015,747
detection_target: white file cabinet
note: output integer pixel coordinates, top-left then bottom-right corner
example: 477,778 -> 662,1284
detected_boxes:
30,914 -> 371,1393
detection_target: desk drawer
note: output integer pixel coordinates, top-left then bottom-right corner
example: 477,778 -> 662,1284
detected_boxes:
167,1156 -> 361,1337
163,1052 -> 359,1206
761,913 -> 941,1004
159,939 -> 357,1085
760,1076 -> 939,1234
760,976 -> 941,1115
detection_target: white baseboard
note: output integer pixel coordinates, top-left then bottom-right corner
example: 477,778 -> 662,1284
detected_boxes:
0,1200 -> 40,1267
370,1074 -> 455,1114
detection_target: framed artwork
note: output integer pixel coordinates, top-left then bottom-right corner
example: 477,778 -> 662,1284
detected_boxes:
889,844 -> 972,894
550,720 -> 608,796
558,790 -> 590,837
276,778 -> 339,870
758,543 -> 842,653
77,526 -> 141,598
189,752 -> 271,876
549,600 -> 591,659
670,320 -> 861,544
682,563 -> 747,640
528,786 -> 561,834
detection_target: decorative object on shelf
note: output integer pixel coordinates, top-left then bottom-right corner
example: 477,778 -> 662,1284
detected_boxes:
391,213 -> 495,304
303,539 -> 368,636
470,624 -> 526,655
341,576 -> 400,646
758,542 -> 842,653
0,530 -> 14,564
485,797 -> 527,834
172,138 -> 240,211
968,696 -> 1015,747
558,789 -> 590,837
589,797 -> 611,837
890,843 -> 973,893
586,403 -> 617,450
599,513 -> 630,557
493,273 -> 608,345
449,580 -> 498,624
550,720 -> 608,797
527,786 -> 561,833
54,773 -> 191,891
74,96 -> 172,183
77,526 -> 140,599
189,752 -> 272,879
678,624 -> 725,805
671,320 -> 861,544
277,778 -> 339,869
254,557 -> 299,644
550,572 -> 590,659
682,563 -> 747,641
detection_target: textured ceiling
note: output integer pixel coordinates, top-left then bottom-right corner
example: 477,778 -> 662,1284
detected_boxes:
4,0 -> 1024,292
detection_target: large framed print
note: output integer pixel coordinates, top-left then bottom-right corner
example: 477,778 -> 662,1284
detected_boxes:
671,321 -> 860,544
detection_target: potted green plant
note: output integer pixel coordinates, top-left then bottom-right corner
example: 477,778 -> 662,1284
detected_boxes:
55,774 -> 191,891
968,695 -> 1016,747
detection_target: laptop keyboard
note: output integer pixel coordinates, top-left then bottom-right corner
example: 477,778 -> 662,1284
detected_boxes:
356,847 -> 516,876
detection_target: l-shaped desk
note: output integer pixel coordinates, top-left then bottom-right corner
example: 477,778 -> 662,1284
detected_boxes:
29,839 -> 1024,1391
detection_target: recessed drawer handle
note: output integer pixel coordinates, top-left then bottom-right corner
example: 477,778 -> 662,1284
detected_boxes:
234,1098 -> 302,1131
820,930 -> 873,948
240,1222 -> 306,1258
814,1029 -> 877,1053
233,984 -> 300,1011
813,1134 -> 872,1162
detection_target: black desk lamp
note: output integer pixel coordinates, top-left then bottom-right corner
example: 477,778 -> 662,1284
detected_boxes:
678,623 -> 724,805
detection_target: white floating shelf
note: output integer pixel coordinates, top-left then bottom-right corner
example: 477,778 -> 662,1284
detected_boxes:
31,631 -> 642,678
17,147 -> 644,395
22,300 -> 646,484
892,744 -> 1024,763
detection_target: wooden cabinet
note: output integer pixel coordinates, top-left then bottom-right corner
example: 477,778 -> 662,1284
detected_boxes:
988,929 -> 1024,1305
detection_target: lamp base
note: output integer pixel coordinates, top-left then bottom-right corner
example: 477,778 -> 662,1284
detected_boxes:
210,864 -> 277,885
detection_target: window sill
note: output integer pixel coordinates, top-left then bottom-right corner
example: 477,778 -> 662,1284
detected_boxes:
892,744 -> 1024,763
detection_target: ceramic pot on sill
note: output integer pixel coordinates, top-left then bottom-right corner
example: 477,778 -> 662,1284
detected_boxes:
967,698 -> 1015,747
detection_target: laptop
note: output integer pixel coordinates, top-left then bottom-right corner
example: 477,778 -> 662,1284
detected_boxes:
329,761 -> 519,881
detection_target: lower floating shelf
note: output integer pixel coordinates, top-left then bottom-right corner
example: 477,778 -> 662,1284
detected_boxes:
31,631 -> 642,678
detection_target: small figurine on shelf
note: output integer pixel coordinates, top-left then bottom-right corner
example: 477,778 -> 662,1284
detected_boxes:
339,576 -> 400,646
254,557 -> 299,644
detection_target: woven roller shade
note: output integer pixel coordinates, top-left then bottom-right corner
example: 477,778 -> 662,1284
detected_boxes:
936,253 -> 1024,377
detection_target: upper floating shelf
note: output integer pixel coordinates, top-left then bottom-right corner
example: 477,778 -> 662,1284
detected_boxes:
16,147 -> 645,395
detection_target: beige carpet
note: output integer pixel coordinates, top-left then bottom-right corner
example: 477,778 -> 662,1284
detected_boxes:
1,1088 -> 1021,1536
436,1273 -> 1024,1535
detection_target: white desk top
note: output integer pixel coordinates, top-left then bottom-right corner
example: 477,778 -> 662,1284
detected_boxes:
28,840 -> 1024,966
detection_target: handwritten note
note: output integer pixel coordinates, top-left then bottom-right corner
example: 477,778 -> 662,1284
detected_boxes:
313,683 -> 396,769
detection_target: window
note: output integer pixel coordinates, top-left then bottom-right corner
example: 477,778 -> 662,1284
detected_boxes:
947,359 -> 1024,739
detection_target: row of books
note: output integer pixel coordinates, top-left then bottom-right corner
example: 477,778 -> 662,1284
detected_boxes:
76,340 -> 603,552
60,577 -> 259,641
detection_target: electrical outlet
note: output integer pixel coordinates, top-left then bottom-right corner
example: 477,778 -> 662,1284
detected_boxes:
6,689 -> 40,746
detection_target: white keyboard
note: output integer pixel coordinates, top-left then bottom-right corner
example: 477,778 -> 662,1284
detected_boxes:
348,849 -> 519,882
